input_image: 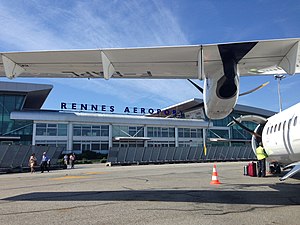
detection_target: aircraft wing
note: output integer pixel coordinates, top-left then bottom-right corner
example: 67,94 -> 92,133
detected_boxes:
0,38 -> 299,80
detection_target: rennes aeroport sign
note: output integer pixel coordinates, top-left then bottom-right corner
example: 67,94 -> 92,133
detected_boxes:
60,102 -> 183,117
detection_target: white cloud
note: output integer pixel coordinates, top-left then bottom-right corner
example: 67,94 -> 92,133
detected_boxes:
0,0 -> 189,50
0,0 -> 193,108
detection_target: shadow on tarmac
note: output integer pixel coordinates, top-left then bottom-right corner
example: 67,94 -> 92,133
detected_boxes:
3,183 -> 300,205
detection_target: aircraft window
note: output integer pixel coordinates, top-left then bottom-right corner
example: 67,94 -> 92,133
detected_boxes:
274,124 -> 277,132
270,126 -> 273,133
288,118 -> 292,128
267,127 -> 269,135
278,123 -> 281,131
294,116 -> 298,126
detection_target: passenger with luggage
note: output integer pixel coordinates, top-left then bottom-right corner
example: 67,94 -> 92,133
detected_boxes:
256,142 -> 268,177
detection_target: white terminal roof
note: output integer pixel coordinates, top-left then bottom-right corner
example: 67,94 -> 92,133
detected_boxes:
11,110 -> 209,128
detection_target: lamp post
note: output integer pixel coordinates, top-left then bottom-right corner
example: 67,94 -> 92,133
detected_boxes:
274,74 -> 286,112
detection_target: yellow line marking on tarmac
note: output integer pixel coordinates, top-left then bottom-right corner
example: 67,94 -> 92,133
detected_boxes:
50,175 -> 91,180
84,172 -> 108,175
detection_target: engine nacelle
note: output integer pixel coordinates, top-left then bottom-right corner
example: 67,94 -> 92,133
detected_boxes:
203,75 -> 239,120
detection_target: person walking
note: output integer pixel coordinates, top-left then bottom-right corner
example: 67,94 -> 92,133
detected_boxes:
40,152 -> 48,173
69,153 -> 75,169
29,153 -> 37,173
256,142 -> 268,177
63,154 -> 68,168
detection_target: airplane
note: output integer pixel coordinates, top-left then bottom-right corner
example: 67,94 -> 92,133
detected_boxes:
0,38 -> 300,120
228,103 -> 300,181
0,37 -> 299,180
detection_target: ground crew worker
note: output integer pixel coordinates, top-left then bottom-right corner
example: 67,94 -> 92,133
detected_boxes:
256,142 -> 268,177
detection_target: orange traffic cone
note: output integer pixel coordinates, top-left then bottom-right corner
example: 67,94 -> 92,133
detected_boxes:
210,164 -> 221,185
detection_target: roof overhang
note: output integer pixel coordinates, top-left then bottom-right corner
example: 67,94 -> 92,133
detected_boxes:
11,110 -> 209,128
0,81 -> 53,109
147,98 -> 204,118
0,136 -> 21,141
113,137 -> 151,141
209,138 -> 251,142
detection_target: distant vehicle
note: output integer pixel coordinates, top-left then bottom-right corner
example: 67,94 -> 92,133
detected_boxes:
228,103 -> 300,180
1,38 -> 299,120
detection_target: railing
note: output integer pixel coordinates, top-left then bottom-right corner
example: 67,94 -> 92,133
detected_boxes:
107,146 -> 256,165
0,145 -> 65,172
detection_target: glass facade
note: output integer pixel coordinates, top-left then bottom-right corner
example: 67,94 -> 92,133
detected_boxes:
112,141 -> 144,148
112,125 -> 144,137
0,94 -> 33,145
31,107 -> 265,152
148,141 -> 175,147
147,127 -> 175,137
36,123 -> 68,136
72,124 -> 109,153
73,124 -> 109,137
178,128 -> 202,138
207,110 -> 261,146
73,140 -> 109,152
35,140 -> 67,149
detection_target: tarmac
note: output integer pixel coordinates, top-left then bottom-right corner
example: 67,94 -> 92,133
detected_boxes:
0,162 -> 299,225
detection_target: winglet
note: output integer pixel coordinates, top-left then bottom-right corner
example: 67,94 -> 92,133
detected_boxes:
278,41 -> 300,75
2,55 -> 25,79
101,51 -> 115,80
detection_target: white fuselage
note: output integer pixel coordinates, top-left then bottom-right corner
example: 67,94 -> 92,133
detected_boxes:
262,103 -> 300,165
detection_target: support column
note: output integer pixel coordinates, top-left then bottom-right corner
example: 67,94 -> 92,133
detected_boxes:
175,127 -> 179,147
144,126 -> 148,147
203,128 -> 206,148
109,124 -> 113,148
67,123 -> 73,152
32,123 -> 36,145
228,127 -> 232,147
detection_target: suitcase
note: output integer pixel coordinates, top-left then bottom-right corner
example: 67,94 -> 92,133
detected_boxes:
247,162 -> 257,177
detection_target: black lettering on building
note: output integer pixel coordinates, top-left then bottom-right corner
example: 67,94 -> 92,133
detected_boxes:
110,105 -> 115,112
81,104 -> 87,110
72,103 -> 77,110
91,104 -> 98,111
61,102 -> 67,109
148,108 -> 154,114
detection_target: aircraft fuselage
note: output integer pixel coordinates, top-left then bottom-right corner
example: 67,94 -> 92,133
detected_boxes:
262,103 -> 300,165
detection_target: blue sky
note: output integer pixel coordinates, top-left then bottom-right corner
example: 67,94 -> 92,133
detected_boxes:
0,0 -> 300,113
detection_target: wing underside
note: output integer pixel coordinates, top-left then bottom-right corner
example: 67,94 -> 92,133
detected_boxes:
0,38 -> 299,79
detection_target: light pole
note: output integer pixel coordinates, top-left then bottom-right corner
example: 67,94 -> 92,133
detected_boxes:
274,74 -> 286,112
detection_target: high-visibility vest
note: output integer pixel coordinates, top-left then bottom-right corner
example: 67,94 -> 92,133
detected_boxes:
256,146 -> 268,160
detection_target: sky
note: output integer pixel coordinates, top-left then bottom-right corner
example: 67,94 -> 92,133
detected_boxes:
0,0 -> 300,114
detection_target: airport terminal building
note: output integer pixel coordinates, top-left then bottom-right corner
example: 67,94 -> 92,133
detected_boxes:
0,81 -> 275,156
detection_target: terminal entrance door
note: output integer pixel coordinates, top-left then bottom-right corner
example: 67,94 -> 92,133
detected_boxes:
81,142 -> 91,151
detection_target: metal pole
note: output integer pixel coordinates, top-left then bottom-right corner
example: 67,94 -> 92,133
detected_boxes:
274,75 -> 285,112
277,77 -> 282,112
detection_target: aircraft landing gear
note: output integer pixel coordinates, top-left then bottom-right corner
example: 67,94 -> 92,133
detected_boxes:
269,162 -> 281,174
